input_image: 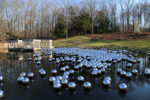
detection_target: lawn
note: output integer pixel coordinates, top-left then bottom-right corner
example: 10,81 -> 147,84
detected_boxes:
53,36 -> 150,52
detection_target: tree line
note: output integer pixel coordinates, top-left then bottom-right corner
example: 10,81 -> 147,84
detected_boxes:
0,0 -> 150,39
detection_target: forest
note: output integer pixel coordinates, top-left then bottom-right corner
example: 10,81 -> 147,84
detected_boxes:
0,0 -> 150,40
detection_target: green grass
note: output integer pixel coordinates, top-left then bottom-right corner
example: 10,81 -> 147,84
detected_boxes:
53,36 -> 150,52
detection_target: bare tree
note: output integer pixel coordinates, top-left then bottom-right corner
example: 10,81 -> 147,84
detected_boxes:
59,0 -> 72,38
85,0 -> 98,35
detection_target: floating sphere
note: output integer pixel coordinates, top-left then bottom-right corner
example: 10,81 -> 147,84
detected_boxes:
0,75 -> 3,82
104,76 -> 111,82
144,68 -> 150,75
48,58 -> 52,62
132,69 -> 138,75
53,82 -> 61,89
0,90 -> 4,98
33,53 -> 38,57
20,72 -> 26,77
60,67 -> 66,72
127,63 -> 132,68
61,79 -> 68,85
64,71 -> 70,75
113,60 -> 117,64
65,65 -> 69,70
107,63 -> 111,67
56,76 -> 62,80
91,70 -> 97,76
22,77 -> 29,84
97,70 -> 102,75
116,68 -> 122,73
34,57 -> 41,61
51,69 -> 57,75
126,72 -> 132,78
27,72 -> 34,78
83,82 -> 91,89
69,70 -> 74,75
120,71 -> 126,76
119,83 -> 128,90
37,61 -> 41,65
17,76 -> 24,82
39,69 -> 46,75
68,82 -> 76,89
56,59 -> 60,63
103,79 -> 111,86
49,76 -> 56,82
101,68 -> 106,73
62,74 -> 69,79
74,65 -> 79,70
77,76 -> 84,82
53,79 -> 61,84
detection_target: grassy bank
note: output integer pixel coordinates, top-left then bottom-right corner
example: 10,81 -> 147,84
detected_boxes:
53,36 -> 150,52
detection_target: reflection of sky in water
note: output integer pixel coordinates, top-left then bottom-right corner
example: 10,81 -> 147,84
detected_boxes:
0,50 -> 150,100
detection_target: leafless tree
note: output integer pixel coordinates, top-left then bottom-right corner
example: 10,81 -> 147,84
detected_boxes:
85,0 -> 98,35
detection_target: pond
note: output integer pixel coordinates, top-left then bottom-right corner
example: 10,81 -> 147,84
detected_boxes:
0,48 -> 150,100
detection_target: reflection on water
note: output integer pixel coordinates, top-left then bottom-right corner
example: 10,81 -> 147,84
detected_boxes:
0,50 -> 150,100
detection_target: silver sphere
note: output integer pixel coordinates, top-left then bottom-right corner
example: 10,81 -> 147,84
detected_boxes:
56,76 -> 62,80
127,63 -> 132,68
61,79 -> 68,85
101,68 -> 106,73
0,75 -> 3,82
132,69 -> 138,74
126,72 -> 132,78
27,72 -> 34,78
62,74 -> 69,79
116,68 -> 122,73
104,76 -> 111,81
91,70 -> 97,76
51,69 -> 57,74
83,82 -> 92,89
64,71 -> 70,75
77,76 -> 84,82
0,90 -> 4,98
103,79 -> 111,86
22,77 -> 29,84
74,65 -> 79,70
97,70 -> 102,75
69,70 -> 74,75
37,61 -> 41,65
60,67 -> 66,72
53,82 -> 61,89
17,76 -> 24,82
49,76 -> 56,82
120,71 -> 126,76
65,65 -> 69,70
144,68 -> 150,75
119,83 -> 128,90
53,79 -> 61,84
39,69 -> 46,75
68,82 -> 76,89
20,72 -> 26,77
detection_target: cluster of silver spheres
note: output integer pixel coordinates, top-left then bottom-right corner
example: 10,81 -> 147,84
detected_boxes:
119,83 -> 128,91
0,75 -> 3,98
17,72 -> 34,84
2,48 -> 150,98
103,76 -> 111,87
49,48 -> 144,92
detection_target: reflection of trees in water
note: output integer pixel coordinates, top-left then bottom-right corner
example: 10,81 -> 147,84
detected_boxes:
0,53 -> 8,63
